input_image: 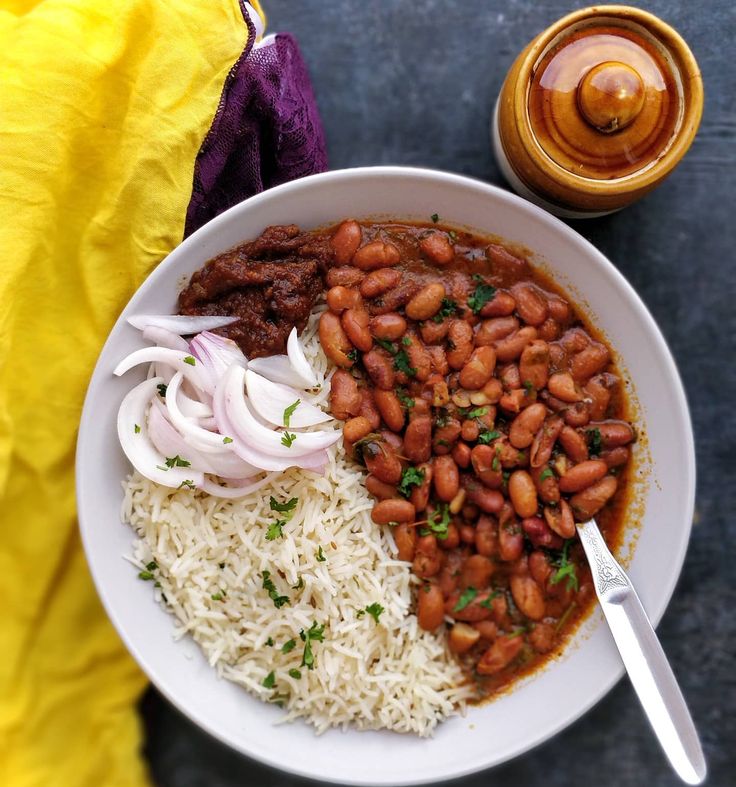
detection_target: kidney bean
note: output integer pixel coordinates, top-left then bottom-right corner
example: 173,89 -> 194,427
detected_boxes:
372,498 -> 415,525
409,463 -> 433,511
326,266 -> 365,288
370,279 -> 420,315
446,319 -> 474,369
474,515 -> 498,557
530,463 -> 560,504
530,415 -> 564,467
564,401 -> 591,428
329,369 -> 361,420
459,524 -> 476,545
403,416 -> 432,464
476,635 -> 524,675
522,515 -> 563,549
494,326 -> 537,362
438,552 -> 463,596
393,522 -> 417,562
444,521 -> 464,549
529,622 -> 556,653
360,268 -> 402,299
404,334 -> 432,381
362,348 -> 395,389
413,534 -> 442,578
426,345 -> 449,376
571,343 -> 610,382
479,290 -> 516,317
482,378 -> 504,404
601,446 -> 630,468
498,522 -> 524,563
363,441 -> 402,485
420,232 -> 455,265
462,419 -> 480,442
508,470 -> 538,518
594,420 -> 635,448
330,220 -> 362,265
461,554 -> 494,589
519,341 -> 549,390
341,308 -> 373,352
529,550 -> 553,586
433,418 -> 462,454
508,403 -> 547,449
343,415 -> 373,446
498,364 -> 520,391
538,318 -> 561,342
420,318 -> 449,345
352,240 -> 401,270
451,441 -> 472,469
370,312 -> 407,341
357,388 -> 381,430
459,346 -> 497,390
547,295 -> 572,324
544,499 -> 576,538
448,622 -> 481,654
470,444 -> 503,488
411,398 -> 431,419
512,283 -> 548,326
475,316 -> 519,345
432,455 -> 459,502
472,620 -> 500,642
510,574 -> 545,620
406,282 -> 447,321
327,285 -> 363,313
379,429 -> 404,453
560,328 -> 590,354
463,477 -> 504,513
558,459 -> 608,493
365,474 -> 398,500
417,583 -> 446,631
487,242 -> 530,276
584,374 -> 614,419
319,311 -> 354,368
570,475 -> 618,520
370,389 -> 402,432
547,371 -> 582,403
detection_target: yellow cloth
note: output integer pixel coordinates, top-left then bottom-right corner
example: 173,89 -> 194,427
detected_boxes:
0,1 -> 262,784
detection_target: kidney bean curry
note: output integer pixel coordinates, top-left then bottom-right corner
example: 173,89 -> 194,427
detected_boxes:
181,218 -> 636,700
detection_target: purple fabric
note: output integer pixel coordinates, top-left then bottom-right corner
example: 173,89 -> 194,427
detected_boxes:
184,8 -> 328,237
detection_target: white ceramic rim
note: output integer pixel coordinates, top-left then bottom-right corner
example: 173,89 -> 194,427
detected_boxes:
76,166 -> 695,785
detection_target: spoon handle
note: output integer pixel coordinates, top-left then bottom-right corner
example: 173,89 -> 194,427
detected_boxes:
576,519 -> 706,785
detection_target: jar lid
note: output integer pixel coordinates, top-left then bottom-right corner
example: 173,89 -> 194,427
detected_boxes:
527,18 -> 683,180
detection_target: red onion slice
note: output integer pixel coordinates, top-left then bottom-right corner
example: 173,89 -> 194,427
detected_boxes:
287,327 -> 318,387
189,331 -> 248,393
247,355 -> 312,389
114,347 -> 206,393
127,314 -> 239,334
244,369 -> 331,428
117,377 -> 204,489
141,326 -> 190,352
165,372 -> 230,453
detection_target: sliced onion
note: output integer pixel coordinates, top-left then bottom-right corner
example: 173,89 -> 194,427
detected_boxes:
148,400 -> 258,478
114,347 -> 206,393
176,389 -> 213,419
199,472 -> 279,499
287,327 -> 318,387
224,366 -> 339,458
165,372 -> 232,453
247,354 -> 308,388
142,326 -> 190,352
128,314 -> 239,334
244,370 -> 331,428
189,331 -> 248,393
117,377 -> 204,489
212,369 -> 332,472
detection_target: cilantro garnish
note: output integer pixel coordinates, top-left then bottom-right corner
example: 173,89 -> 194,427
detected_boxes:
467,281 -> 496,314
283,399 -> 300,428
396,388 -> 415,409
422,503 -> 451,540
477,429 -> 501,445
397,466 -> 425,498
539,467 -> 554,482
432,297 -> 459,323
265,520 -> 285,541
299,621 -> 326,670
270,496 -> 298,515
261,570 -> 290,608
453,586 -> 478,612
431,213 -> 439,223
183,355 -> 196,366
134,424 -> 141,434
178,479 -> 196,490
479,590 -> 501,609
156,383 -> 168,398
165,455 -> 191,468
550,539 -> 579,592
222,436 -> 233,444
280,431 -> 296,448
467,406 -> 488,419
262,671 -> 276,689
393,349 -> 416,377
374,338 -> 397,355
357,603 -> 384,624
281,638 -> 296,654
316,545 -> 327,562
288,669 -> 302,679
587,427 -> 602,456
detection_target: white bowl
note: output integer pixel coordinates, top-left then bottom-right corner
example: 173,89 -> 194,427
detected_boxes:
76,167 -> 695,785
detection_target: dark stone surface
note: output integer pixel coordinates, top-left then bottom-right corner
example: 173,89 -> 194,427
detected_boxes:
141,2 -> 735,785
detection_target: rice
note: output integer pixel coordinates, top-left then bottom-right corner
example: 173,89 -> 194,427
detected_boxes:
121,308 -> 472,736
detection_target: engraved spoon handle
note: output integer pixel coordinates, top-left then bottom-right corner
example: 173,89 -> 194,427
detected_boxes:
576,518 -> 706,785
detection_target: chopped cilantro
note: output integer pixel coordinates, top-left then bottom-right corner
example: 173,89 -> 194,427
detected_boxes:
523,380 -> 536,396
587,427 -> 602,456
265,637 -> 274,647
432,297 -> 459,323
347,348 -> 358,363
467,282 -> 496,314
398,466 -> 425,498
316,545 -> 326,562
138,571 -> 154,581
539,467 -> 554,482
288,669 -> 302,680
374,337 -> 397,355
550,539 -> 579,592
299,621 -> 326,670
453,586 -> 478,612
491,455 -> 501,471
280,431 -> 296,448
291,576 -> 305,591
283,399 -> 300,428
134,424 -> 141,434
479,590 -> 501,609
477,429 -> 501,445
261,570 -> 290,608
262,671 -> 276,689
156,383 -> 168,398
396,388 -> 415,409
431,213 -> 439,223
359,603 -> 384,624
178,479 -> 195,490
265,520 -> 285,541
393,349 -> 416,377
467,406 -> 488,419
211,592 -> 223,601
222,436 -> 233,444
281,638 -> 296,654
183,355 -> 196,366
422,503 -> 451,540
270,496 -> 298,515
165,455 -> 191,468
146,561 -> 157,571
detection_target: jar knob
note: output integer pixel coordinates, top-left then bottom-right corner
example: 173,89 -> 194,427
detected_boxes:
577,61 -> 645,133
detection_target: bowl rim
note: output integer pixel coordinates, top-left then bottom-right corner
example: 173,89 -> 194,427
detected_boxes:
76,165 -> 696,784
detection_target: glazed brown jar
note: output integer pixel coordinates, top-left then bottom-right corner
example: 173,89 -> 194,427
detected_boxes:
493,5 -> 703,217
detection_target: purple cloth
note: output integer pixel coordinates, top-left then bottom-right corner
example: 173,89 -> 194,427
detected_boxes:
184,5 -> 328,237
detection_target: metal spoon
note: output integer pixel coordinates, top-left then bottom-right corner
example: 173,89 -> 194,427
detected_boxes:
576,519 -> 706,784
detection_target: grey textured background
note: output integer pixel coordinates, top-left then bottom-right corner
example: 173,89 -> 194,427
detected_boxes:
141,1 -> 736,785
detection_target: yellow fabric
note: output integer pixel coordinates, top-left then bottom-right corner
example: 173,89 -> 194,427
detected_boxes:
0,1 -> 262,784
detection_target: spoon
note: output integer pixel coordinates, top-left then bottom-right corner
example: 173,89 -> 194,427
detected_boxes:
576,518 -> 706,784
